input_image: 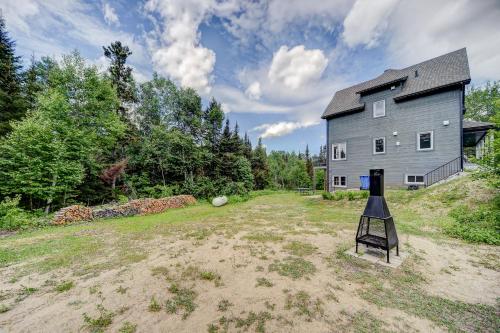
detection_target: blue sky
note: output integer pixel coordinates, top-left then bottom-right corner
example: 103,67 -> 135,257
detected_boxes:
1,0 -> 499,153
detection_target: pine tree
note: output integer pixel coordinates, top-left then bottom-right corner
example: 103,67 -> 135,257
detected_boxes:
251,138 -> 270,189
231,122 -> 244,156
103,41 -> 136,117
305,144 -> 313,180
0,15 -> 26,136
243,132 -> 252,160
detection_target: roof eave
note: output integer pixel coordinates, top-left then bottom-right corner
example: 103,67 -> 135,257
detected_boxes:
356,76 -> 408,95
322,104 -> 365,119
393,79 -> 471,102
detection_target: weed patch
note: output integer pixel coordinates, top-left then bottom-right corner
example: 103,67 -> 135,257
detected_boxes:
244,232 -> 284,243
217,299 -> 233,312
148,297 -> 161,312
55,281 -> 74,293
284,290 -> 324,321
282,241 -> 317,256
255,277 -> 274,287
82,304 -> 114,332
165,284 -> 197,319
118,321 -> 137,333
269,257 -> 316,279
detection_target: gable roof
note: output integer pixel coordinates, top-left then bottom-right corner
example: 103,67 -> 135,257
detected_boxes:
322,48 -> 471,119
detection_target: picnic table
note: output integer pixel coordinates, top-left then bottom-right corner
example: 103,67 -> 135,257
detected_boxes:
296,187 -> 314,195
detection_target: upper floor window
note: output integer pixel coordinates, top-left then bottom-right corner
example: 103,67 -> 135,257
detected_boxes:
373,137 -> 386,154
417,131 -> 433,151
332,142 -> 347,160
373,100 -> 385,118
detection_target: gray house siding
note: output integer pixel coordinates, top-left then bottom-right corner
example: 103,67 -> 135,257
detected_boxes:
327,88 -> 462,190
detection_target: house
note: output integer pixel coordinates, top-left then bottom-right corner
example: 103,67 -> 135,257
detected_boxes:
321,48 -> 494,191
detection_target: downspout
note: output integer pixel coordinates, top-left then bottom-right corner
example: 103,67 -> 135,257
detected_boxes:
326,119 -> 330,192
460,84 -> 465,171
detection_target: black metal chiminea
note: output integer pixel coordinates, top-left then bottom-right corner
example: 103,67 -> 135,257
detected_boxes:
355,169 -> 399,263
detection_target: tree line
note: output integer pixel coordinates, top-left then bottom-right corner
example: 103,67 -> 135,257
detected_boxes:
0,16 -> 325,214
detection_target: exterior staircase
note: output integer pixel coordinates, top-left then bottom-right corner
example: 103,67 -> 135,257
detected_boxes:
424,157 -> 462,187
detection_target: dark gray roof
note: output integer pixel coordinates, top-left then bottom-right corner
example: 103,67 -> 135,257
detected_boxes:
463,120 -> 495,131
322,48 -> 471,119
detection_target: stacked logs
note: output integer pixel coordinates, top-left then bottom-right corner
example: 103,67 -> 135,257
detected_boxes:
128,195 -> 197,215
53,205 -> 93,225
52,195 -> 196,225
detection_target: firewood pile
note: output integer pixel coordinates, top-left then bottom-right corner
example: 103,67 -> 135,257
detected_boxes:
127,195 -> 197,215
92,205 -> 139,219
52,195 -> 196,224
53,205 -> 93,225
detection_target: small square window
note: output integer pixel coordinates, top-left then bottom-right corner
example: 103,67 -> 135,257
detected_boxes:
373,100 -> 385,118
333,176 -> 347,187
373,137 -> 385,154
417,131 -> 433,150
406,174 -> 424,185
332,142 -> 347,160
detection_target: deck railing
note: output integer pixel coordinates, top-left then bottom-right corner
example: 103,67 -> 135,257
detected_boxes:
424,157 -> 462,187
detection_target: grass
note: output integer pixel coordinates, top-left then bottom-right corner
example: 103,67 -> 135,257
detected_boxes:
82,304 -> 114,332
268,257 -> 316,279
217,299 -> 233,312
255,277 -> 274,287
54,280 -> 74,293
284,290 -> 324,322
118,322 -> 137,333
165,284 -> 197,319
282,241 -> 317,256
148,296 -> 161,312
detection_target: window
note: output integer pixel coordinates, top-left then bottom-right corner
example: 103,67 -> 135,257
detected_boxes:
332,142 -> 347,160
373,100 -> 385,118
373,137 -> 386,154
406,175 -> 424,185
417,131 -> 433,151
333,176 -> 347,187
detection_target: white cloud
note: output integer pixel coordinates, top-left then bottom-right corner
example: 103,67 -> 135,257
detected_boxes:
252,121 -> 319,138
144,0 -> 226,94
245,81 -> 261,100
102,2 -> 120,26
268,45 -> 328,89
1,0 -> 147,69
386,0 -> 500,81
342,0 -> 400,48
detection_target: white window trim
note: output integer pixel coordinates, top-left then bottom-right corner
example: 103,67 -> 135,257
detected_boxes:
373,137 -> 386,155
417,131 -> 434,151
331,142 -> 347,161
405,174 -> 425,185
332,175 -> 347,188
373,100 -> 386,118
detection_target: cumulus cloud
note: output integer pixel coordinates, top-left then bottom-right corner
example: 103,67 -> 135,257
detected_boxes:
102,2 -> 119,26
144,0 -> 236,94
268,45 -> 328,90
245,81 -> 262,100
342,0 -> 400,48
252,121 -> 319,138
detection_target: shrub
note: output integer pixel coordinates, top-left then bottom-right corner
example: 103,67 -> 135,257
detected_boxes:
0,196 -> 31,231
347,191 -> 356,201
446,202 -> 500,245
322,190 -> 369,201
322,192 -> 333,200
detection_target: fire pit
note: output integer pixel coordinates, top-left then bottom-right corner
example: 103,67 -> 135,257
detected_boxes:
355,169 -> 399,263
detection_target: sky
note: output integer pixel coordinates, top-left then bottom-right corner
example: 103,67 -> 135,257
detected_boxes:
1,0 -> 500,154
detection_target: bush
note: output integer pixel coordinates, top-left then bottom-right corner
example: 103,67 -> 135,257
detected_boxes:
322,190 -> 369,201
0,196 -> 31,231
446,202 -> 500,245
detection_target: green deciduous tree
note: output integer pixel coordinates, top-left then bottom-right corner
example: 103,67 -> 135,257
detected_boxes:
465,81 -> 500,122
0,52 -> 125,211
